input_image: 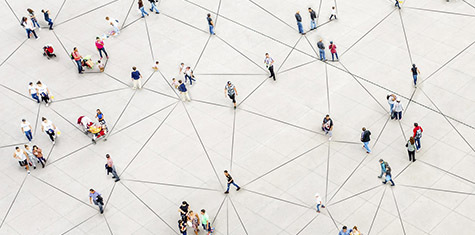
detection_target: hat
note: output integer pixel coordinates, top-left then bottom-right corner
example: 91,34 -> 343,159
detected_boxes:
396,98 -> 401,102
315,193 -> 320,197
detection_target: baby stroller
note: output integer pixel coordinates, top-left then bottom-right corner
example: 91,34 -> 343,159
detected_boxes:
43,44 -> 57,59
82,55 -> 94,69
89,124 -> 108,144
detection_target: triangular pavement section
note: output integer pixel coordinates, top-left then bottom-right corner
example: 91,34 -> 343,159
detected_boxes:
160,0 -> 219,34
0,1 -> 30,64
276,35 -> 321,73
405,0 -> 475,15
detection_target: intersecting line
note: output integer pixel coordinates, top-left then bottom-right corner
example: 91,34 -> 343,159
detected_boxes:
0,174 -> 27,229
55,0 -> 120,27
328,184 -> 384,206
399,184 -> 475,195
367,187 -> 387,235
53,88 -> 128,102
53,0 -> 68,22
228,197 -> 249,235
277,36 -> 304,72
463,0 -> 475,10
243,189 -> 311,209
0,39 -> 27,67
211,196 -> 227,225
325,207 -> 340,232
123,179 -> 219,191
391,187 -> 407,235
61,213 -> 98,234
141,71 -> 157,88
104,72 -> 130,87
121,0 -> 136,29
103,215 -> 113,235
406,6 -> 475,18
230,110 -> 236,170
192,35 -> 211,72
214,0 -> 223,26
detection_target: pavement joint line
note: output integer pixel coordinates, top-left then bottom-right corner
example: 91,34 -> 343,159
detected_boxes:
3,0 -> 20,23
141,71 -> 156,88
367,187 -> 387,235
55,0 -> 120,27
193,35 -> 212,72
327,184 -> 384,206
237,76 -> 269,107
143,17 -> 155,62
277,35 -> 304,73
194,73 -> 268,76
216,34 -> 268,73
103,215 -> 113,235
399,184 -> 475,195
121,0 -> 136,28
54,88 -> 129,102
105,90 -> 137,138
0,174 -> 28,229
228,197 -> 249,235
161,12 -> 208,34
243,189 -> 311,209
296,213 -> 319,235
211,196 -> 227,225
419,160 -> 475,185
230,110 -> 236,170
53,0 -> 68,22
123,179 -> 219,191
247,0 -> 296,31
61,213 -> 97,234
398,10 -> 413,64
391,187 -> 407,235
406,6 -> 475,17
0,38 -> 27,67
104,72 -> 130,87
326,207 -> 340,232
156,69 -> 181,99
325,63 -> 331,113
214,0 -> 223,26
462,0 -> 475,10
325,142 -> 330,204
33,104 -> 41,136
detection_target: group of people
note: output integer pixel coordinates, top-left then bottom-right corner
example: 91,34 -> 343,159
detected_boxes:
20,8 -> 54,39
294,6 -> 337,35
13,144 -> 46,173
28,81 -> 52,106
70,36 -> 109,74
178,202 -> 213,235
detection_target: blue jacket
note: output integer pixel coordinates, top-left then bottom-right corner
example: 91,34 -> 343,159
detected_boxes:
178,83 -> 187,92
339,229 -> 352,235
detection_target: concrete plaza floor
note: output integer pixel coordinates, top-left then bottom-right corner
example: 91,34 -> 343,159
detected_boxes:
1,0 -> 475,234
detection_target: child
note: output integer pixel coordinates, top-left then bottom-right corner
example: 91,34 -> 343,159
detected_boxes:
179,63 -> 185,74
171,78 -> 179,89
152,61 -> 159,71
97,60 -> 105,72
184,67 -> 196,85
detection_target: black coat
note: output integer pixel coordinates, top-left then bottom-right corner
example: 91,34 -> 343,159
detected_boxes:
361,130 -> 371,142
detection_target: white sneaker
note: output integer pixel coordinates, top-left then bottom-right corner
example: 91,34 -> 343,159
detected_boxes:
27,171 -> 31,174
52,141 -> 55,145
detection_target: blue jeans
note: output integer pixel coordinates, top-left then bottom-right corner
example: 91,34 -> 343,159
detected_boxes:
209,25 -> 215,34
316,203 -> 324,212
319,49 -> 326,60
226,182 -> 239,192
46,18 -> 53,29
93,200 -> 104,213
379,169 -> 386,178
297,22 -> 304,34
413,74 -> 417,85
98,48 -> 108,58
31,18 -> 40,28
185,74 -> 196,85
75,60 -> 83,73
415,138 -> 421,150
25,130 -> 33,142
150,2 -> 159,13
363,141 -> 371,153
389,103 -> 394,113
310,20 -> 316,29
331,52 -> 339,61
26,29 -> 38,39
31,93 -> 40,103
140,7 -> 149,17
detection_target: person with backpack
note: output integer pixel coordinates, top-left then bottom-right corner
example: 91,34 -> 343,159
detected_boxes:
406,137 -> 416,162
411,64 -> 421,87
308,8 -> 317,30
413,123 -> 423,151
329,41 -> 338,61
378,159 -> 388,178
148,0 -> 160,14
361,127 -> 371,153
71,47 -> 84,74
89,189 -> 104,213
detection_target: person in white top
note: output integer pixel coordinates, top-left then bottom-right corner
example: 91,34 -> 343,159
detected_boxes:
21,17 -> 39,39
24,145 -> 37,169
28,82 -> 40,103
41,117 -> 57,144
392,98 -> 404,120
329,6 -> 337,20
315,193 -> 326,213
105,16 -> 120,35
36,81 -> 52,106
21,119 -> 33,142
13,147 -> 30,173
179,63 -> 185,75
387,93 -> 396,113
184,67 -> 196,86
152,61 -> 159,71
171,78 -> 179,89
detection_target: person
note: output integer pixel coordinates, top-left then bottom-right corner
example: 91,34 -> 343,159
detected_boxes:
387,93 -> 397,114
33,145 -> 46,168
378,159 -> 388,178
178,80 -> 191,102
95,37 -> 109,59
350,226 -> 361,235
96,109 -> 106,125
28,82 -> 40,103
207,13 -> 215,35
329,6 -> 337,20
89,189 -> 104,213
152,61 -> 159,71
413,123 -> 423,151
178,201 -> 190,220
383,166 -> 395,186
178,219 -> 187,235
41,9 -> 53,30
36,81 -> 52,106
184,67 -> 196,86
361,127 -> 371,153
97,60 -> 105,72
24,145 -> 37,170
317,40 -> 326,61
224,81 -> 238,109
224,170 -> 240,194
13,147 -> 30,174
105,154 -> 120,181
138,0 -> 149,18
41,117 -> 57,144
395,0 -> 401,9
200,209 -> 212,235
339,226 -> 352,235
308,8 -> 317,30
21,119 -> 33,142
27,9 -> 41,29
131,67 -> 142,89
411,64 -> 420,87
315,193 -> 325,213
188,210 -> 200,235
264,53 -> 276,81
71,47 -> 84,74
149,0 -> 160,14
295,11 -> 304,34
392,98 -> 403,120
322,115 -> 333,139
21,17 -> 38,39
179,63 -> 185,74
329,41 -> 338,61
105,16 -> 120,35
406,137 -> 416,162
171,78 -> 179,89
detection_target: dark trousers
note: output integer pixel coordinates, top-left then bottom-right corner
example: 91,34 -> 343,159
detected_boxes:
75,60 -> 83,73
185,74 -> 196,85
415,138 -> 421,150
40,93 -> 50,103
329,14 -> 337,20
228,94 -> 236,103
268,65 -> 275,80
395,0 -> 401,9
32,93 -> 40,103
25,130 -> 33,142
98,48 -> 108,58
26,29 -> 38,39
408,150 -> 415,162
46,129 -> 55,142
46,18 -> 53,29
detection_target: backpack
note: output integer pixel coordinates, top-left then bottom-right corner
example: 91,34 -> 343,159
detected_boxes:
415,128 -> 422,139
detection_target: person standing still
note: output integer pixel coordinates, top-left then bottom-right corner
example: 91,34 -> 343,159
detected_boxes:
329,41 -> 338,61
106,154 -> 120,182
411,64 -> 420,87
95,37 -> 109,59
149,0 -> 160,14
361,127 -> 371,153
71,47 -> 84,74
138,0 -> 149,18
392,98 -> 403,120
28,82 -> 40,103
264,53 -> 276,80
309,8 -> 317,30
21,119 -> 33,142
322,115 -> 333,139
224,170 -> 240,194
317,40 -> 326,61
131,67 -> 142,89
387,93 -> 396,114
329,6 -> 337,20
41,9 -> 54,30
295,11 -> 305,35
89,189 -> 104,214
178,80 -> 191,102
207,13 -> 215,35
413,123 -> 423,151
225,81 -> 238,109
406,137 -> 416,162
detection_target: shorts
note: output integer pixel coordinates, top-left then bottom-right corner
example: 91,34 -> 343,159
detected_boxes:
18,160 -> 28,167
228,94 -> 236,103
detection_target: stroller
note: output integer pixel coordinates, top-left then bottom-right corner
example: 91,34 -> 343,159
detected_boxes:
43,44 -> 57,59
82,55 -> 94,69
77,116 -> 107,143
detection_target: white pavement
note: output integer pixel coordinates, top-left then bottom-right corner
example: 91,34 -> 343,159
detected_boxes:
1,0 -> 475,234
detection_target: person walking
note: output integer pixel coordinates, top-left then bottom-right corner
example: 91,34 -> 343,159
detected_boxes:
71,47 -> 84,74
89,189 -> 104,214
36,81 -> 52,106
329,41 -> 338,61
207,13 -> 215,35
13,147 -> 30,174
178,80 -> 191,102
406,137 -> 416,162
224,81 -> 238,109
28,82 -> 40,103
105,16 -> 120,35
413,123 -> 423,151
411,64 -> 420,87
395,0 -> 401,9
178,201 -> 190,221
27,9 -> 41,29
41,9 -> 53,30
264,53 -> 276,81
224,170 -> 240,194
315,193 -> 325,213
361,127 -> 371,153
95,37 -> 109,59
41,117 -> 57,144
377,159 -> 388,178
200,209 -> 212,235
105,154 -> 120,181
329,6 -> 337,20
339,226 -> 352,235
24,145 -> 37,170
322,114 -> 333,139
308,8 -> 317,30
149,0 -> 160,14
138,0 -> 149,18
33,145 -> 46,168
317,40 -> 326,61
184,67 -> 196,86
21,17 -> 39,39
188,210 -> 200,235
131,67 -> 142,89
387,93 -> 397,114
21,119 -> 33,142
382,166 -> 395,186
392,98 -> 403,120
178,219 -> 187,235
295,11 -> 305,34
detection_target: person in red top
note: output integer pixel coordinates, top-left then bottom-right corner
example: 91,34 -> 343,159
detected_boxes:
329,41 -> 338,61
95,37 -> 109,59
71,47 -> 84,74
413,123 -> 423,151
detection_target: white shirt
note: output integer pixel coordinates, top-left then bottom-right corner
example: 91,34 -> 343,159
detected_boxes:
37,84 -> 48,94
393,102 -> 404,112
21,121 -> 31,132
185,69 -> 192,76
388,96 -> 395,105
14,150 -> 26,161
42,120 -> 54,131
109,19 -> 118,27
331,8 -> 337,15
22,20 -> 34,30
29,85 -> 38,94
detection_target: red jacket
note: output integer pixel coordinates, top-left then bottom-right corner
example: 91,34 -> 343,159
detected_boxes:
413,126 -> 423,138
